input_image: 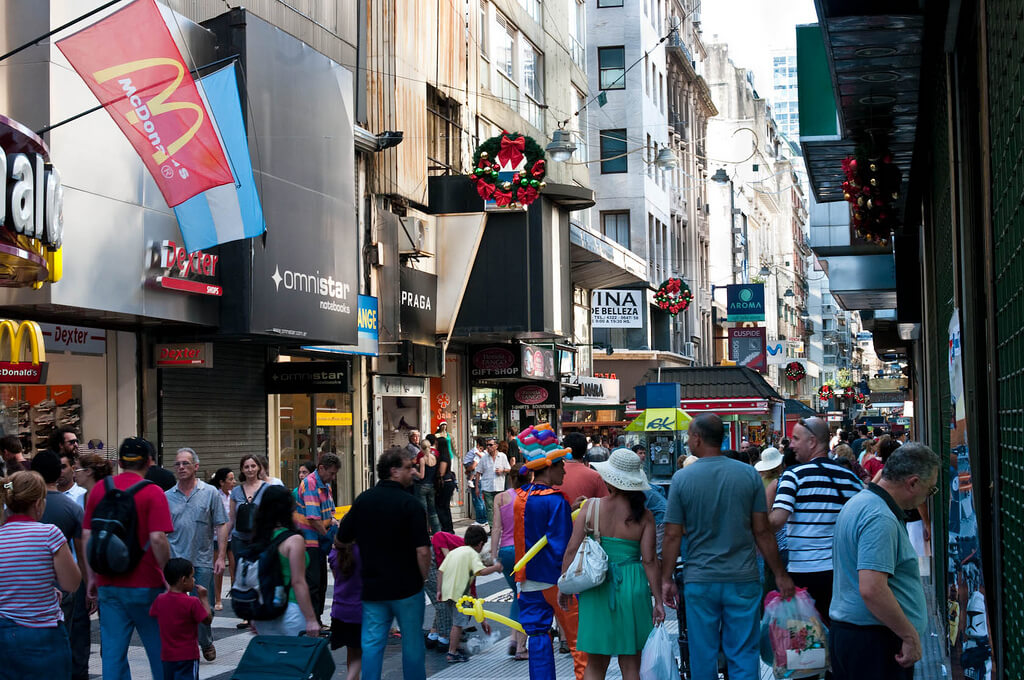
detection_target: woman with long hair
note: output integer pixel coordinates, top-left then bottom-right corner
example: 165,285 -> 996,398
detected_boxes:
228,455 -> 269,630
211,467 -> 236,611
247,485 -> 320,637
434,437 -> 457,533
564,449 -> 664,680
491,471 -> 531,659
416,439 -> 441,534
0,471 -> 81,678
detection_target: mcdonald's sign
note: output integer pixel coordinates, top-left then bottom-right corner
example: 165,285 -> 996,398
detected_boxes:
0,320 -> 47,384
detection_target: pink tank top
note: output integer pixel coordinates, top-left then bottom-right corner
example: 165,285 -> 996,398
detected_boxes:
498,488 -> 515,548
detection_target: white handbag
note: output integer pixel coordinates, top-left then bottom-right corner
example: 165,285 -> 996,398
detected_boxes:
557,498 -> 608,594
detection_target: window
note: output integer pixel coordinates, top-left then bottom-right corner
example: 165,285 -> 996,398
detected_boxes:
520,39 -> 543,128
598,0 -> 623,6
494,13 -> 516,79
601,211 -> 630,248
600,129 -> 627,173
644,56 -> 649,95
427,85 -> 463,175
574,88 -> 588,163
569,0 -> 585,67
479,0 -> 489,59
518,0 -> 542,23
598,46 -> 625,90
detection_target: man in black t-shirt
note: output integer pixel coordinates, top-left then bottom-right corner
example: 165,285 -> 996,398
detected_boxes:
339,446 -> 430,680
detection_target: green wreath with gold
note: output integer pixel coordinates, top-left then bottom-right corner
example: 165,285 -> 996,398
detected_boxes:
468,132 -> 547,208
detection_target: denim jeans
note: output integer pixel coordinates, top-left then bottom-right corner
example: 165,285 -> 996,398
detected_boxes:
416,483 -> 441,533
0,616 -> 71,680
683,581 -> 761,680
361,591 -> 426,680
191,566 -> 215,649
98,586 -> 164,680
497,545 -> 519,620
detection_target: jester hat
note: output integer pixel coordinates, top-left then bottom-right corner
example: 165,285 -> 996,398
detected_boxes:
516,423 -> 572,470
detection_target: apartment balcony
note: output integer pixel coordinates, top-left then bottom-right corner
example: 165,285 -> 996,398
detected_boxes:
666,23 -> 694,68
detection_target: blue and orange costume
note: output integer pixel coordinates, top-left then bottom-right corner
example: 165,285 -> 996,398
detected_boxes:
513,425 -> 588,680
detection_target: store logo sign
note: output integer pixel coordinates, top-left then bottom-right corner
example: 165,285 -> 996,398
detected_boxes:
471,346 -> 519,376
154,342 -> 213,368
270,265 -> 352,315
0,319 -> 47,384
515,385 -> 549,405
726,284 -> 765,321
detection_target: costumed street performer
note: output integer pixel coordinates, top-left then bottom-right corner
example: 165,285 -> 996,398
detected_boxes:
513,425 -> 587,680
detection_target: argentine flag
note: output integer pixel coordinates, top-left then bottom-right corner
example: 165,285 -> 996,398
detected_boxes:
173,63 -> 265,253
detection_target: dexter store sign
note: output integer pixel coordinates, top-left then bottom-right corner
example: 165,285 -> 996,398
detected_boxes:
148,240 -> 222,296
154,343 -> 213,368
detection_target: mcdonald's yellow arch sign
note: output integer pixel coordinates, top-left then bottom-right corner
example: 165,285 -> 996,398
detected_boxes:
0,320 -> 47,384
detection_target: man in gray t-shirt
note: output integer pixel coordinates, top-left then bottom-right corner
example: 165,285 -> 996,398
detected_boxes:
661,414 -> 793,680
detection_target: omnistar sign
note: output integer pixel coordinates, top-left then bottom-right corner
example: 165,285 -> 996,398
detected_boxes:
726,283 -> 765,322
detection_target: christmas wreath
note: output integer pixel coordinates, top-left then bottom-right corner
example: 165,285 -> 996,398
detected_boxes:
654,278 -> 694,316
468,132 -> 547,208
785,361 -> 806,382
855,392 -> 868,404
841,152 -> 902,246
818,385 -> 834,400
843,385 -> 856,399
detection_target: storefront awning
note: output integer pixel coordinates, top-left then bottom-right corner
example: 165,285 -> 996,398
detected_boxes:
569,223 -> 648,289
625,408 -> 692,432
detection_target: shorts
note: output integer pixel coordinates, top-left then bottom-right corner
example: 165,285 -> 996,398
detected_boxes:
447,601 -> 472,628
251,602 -> 305,636
162,659 -> 198,680
330,618 -> 362,650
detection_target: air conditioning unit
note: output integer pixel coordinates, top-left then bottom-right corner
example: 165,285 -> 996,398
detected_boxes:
398,216 -> 435,256
681,341 -> 696,358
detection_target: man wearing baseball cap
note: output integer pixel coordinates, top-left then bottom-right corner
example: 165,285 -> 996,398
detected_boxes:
83,437 -> 174,680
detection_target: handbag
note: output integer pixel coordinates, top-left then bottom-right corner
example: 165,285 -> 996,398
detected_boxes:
557,498 -> 608,594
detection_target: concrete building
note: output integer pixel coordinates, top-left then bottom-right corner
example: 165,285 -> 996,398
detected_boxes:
770,49 -> 800,141
586,0 -> 716,394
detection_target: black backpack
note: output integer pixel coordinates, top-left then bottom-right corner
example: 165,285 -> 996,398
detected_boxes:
86,477 -> 152,576
234,483 -> 268,536
230,529 -> 296,621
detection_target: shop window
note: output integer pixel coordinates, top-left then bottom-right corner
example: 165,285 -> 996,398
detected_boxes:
600,128 -> 628,173
279,391 -> 355,506
598,46 -> 625,90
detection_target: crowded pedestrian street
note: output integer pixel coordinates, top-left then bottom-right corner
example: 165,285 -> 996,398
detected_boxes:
0,0 -> 1015,679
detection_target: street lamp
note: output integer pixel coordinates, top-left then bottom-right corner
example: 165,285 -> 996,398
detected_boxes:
655,147 -> 679,170
784,288 -> 795,298
545,129 -> 577,162
711,167 -> 730,184
759,265 -> 771,277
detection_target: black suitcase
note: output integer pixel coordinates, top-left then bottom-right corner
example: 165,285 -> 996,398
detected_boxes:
231,635 -> 335,680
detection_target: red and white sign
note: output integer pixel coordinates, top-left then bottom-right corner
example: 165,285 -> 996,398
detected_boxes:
514,385 -> 549,405
154,342 -> 213,368
0,362 -> 46,383
56,0 -> 234,207
436,393 -> 450,408
39,323 -> 106,356
148,240 -> 222,296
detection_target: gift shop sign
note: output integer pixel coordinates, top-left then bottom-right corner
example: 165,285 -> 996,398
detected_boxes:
471,345 -> 520,378
148,240 -> 222,296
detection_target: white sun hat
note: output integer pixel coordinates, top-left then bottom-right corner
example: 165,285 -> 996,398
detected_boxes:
592,448 -> 651,491
754,446 -> 784,472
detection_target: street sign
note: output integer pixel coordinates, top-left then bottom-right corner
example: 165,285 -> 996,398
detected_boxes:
728,327 -> 767,373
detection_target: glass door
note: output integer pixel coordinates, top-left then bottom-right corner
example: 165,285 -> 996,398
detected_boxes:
278,392 -> 355,507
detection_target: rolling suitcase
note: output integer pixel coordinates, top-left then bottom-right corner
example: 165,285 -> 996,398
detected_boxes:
231,635 -> 335,680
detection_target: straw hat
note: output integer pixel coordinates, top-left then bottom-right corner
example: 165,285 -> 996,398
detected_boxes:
754,446 -> 784,472
592,448 -> 651,491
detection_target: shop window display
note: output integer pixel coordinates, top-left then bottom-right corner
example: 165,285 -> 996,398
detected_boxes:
0,385 -> 82,455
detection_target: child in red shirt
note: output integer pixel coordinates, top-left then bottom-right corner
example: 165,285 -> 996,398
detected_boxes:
149,558 -> 213,680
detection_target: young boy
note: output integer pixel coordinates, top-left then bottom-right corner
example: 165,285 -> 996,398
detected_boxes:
436,524 -> 503,663
149,558 -> 213,680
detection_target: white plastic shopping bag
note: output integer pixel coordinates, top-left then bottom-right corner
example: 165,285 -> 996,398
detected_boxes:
640,624 -> 676,680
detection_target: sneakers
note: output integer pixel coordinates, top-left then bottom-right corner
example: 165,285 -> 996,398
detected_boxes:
446,652 -> 469,663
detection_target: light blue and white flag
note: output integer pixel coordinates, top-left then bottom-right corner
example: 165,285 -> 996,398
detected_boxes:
173,63 -> 265,253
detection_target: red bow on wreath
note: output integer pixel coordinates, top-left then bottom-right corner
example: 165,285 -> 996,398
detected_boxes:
497,134 -> 527,168
530,159 -> 546,178
492,189 -> 513,207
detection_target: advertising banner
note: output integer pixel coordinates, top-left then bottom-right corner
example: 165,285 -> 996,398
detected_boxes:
591,289 -> 643,328
726,284 -> 766,322
947,311 -> 992,680
728,327 -> 767,373
766,339 -> 787,365
506,382 -> 559,410
56,0 -> 233,207
521,343 -> 556,380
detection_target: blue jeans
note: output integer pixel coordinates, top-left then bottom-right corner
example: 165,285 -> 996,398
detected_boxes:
498,545 -> 519,620
0,617 -> 71,679
361,591 -> 426,680
683,581 -> 761,680
98,586 -> 164,680
191,566 -> 215,648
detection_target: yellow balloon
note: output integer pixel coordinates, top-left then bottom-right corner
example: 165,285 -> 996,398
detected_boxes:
512,535 -> 548,573
456,595 -> 525,634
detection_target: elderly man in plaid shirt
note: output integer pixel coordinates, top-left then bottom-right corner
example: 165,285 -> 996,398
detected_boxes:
295,452 -> 342,625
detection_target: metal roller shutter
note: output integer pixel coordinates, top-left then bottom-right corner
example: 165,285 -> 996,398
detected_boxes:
158,343 -> 268,480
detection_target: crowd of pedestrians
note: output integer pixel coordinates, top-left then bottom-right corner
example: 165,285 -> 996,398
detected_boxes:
0,415 -> 937,680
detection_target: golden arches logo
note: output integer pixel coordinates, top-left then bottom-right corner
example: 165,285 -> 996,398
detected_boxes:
0,320 -> 46,365
92,58 -> 204,165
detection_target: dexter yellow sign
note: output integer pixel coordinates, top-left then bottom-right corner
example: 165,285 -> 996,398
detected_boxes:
0,319 -> 47,383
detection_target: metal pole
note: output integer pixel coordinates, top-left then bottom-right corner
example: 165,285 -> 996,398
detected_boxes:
0,0 -> 123,63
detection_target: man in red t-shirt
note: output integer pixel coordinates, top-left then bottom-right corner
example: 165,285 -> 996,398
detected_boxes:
555,433 -> 608,509
83,437 -> 173,680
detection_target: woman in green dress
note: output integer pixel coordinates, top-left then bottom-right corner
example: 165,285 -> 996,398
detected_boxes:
562,448 -> 665,679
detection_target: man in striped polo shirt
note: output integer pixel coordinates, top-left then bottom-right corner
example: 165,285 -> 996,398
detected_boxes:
770,416 -> 863,626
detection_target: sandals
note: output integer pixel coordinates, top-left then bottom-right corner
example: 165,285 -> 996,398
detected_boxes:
514,651 -> 529,661
446,652 -> 469,663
